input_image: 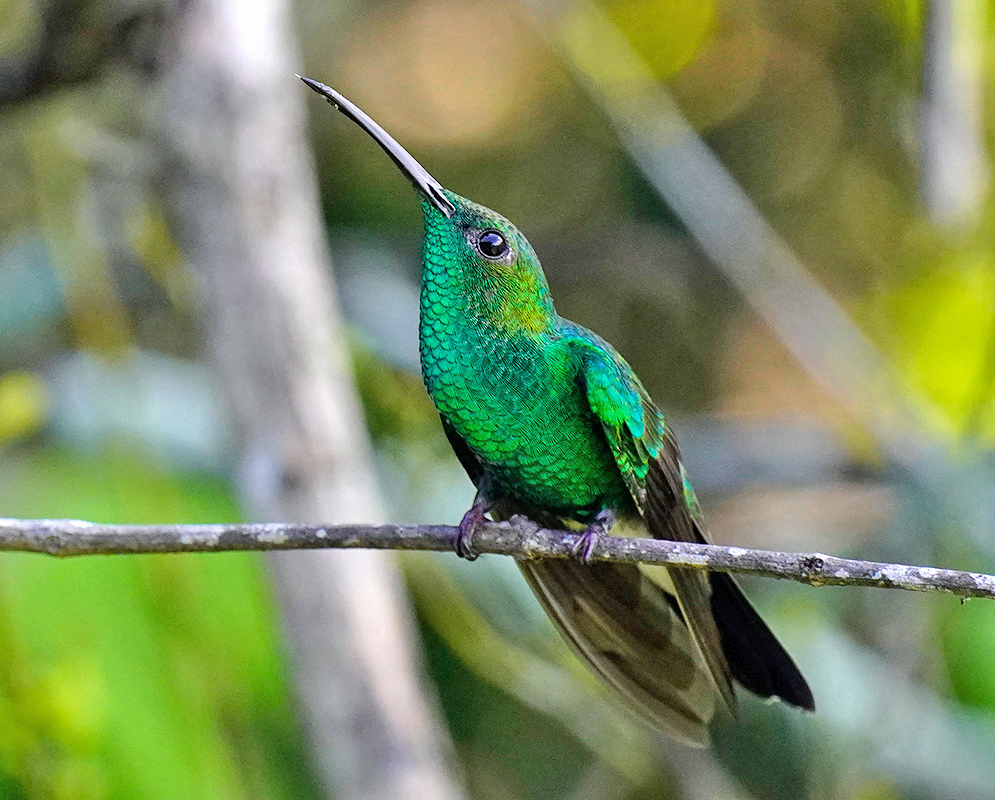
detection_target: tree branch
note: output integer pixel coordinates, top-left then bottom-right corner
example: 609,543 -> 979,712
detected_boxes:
1,517 -> 992,600
0,0 -> 175,107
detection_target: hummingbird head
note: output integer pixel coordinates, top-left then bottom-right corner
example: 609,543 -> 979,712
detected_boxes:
301,76 -> 555,335
420,189 -> 555,334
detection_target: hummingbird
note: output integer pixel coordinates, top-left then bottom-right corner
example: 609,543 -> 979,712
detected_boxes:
301,76 -> 814,744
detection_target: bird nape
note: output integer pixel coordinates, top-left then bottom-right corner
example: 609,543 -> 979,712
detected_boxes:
301,75 -> 815,745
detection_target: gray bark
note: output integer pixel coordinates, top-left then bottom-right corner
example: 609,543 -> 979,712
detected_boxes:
2,517 -> 994,601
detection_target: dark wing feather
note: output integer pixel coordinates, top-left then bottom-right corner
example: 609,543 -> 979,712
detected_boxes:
651,425 -> 814,709
638,423 -> 739,713
518,556 -> 716,745
577,335 -> 813,713
649,442 -> 814,710
581,344 -> 738,712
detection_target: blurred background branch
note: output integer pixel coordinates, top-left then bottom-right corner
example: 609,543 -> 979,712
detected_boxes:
147,1 -> 466,800
0,0 -> 175,106
919,0 -> 989,227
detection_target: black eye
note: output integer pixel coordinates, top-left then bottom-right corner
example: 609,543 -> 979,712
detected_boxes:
477,230 -> 509,259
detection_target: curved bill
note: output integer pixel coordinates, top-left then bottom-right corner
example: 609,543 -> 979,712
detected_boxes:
299,76 -> 456,218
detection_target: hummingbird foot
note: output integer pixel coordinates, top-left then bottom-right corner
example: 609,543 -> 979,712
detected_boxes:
571,508 -> 616,564
455,508 -> 483,561
454,485 -> 494,561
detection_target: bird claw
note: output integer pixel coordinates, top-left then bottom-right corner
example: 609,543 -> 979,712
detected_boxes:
571,529 -> 600,563
571,509 -> 616,565
454,507 -> 483,561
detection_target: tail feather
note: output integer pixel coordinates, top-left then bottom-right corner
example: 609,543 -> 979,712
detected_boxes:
710,572 -> 815,711
643,451 -> 814,713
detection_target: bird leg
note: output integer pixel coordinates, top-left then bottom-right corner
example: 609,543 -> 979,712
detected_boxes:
454,481 -> 495,561
571,508 -> 616,564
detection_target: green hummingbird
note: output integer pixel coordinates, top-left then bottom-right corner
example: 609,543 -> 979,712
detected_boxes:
301,76 -> 814,744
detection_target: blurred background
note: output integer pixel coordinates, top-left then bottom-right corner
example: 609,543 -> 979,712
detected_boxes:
1,0 -> 995,798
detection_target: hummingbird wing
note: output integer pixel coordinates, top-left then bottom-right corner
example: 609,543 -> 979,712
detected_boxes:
578,342 -> 738,714
577,337 -> 815,713
518,554 -> 717,744
441,415 -> 717,743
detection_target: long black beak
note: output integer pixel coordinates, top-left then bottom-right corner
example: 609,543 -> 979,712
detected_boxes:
299,76 -> 456,218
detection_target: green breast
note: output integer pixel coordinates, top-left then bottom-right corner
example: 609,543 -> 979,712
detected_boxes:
420,315 -> 626,517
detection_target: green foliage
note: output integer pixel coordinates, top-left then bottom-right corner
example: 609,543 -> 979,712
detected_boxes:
0,372 -> 46,444
606,0 -> 716,79
869,257 -> 995,441
0,447 -> 320,800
